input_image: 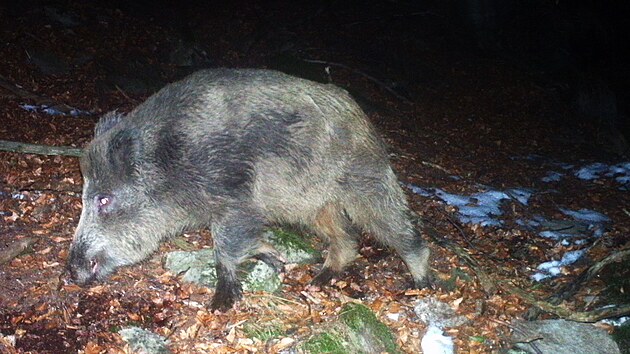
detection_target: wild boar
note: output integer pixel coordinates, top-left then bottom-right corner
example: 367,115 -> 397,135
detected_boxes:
67,69 -> 431,311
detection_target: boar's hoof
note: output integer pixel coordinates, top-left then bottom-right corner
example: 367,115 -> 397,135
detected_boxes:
310,268 -> 339,287
413,274 -> 434,290
210,284 -> 243,312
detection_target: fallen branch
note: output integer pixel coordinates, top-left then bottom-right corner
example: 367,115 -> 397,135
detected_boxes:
0,140 -> 83,157
301,58 -> 413,104
422,221 -> 498,295
0,74 -> 47,103
0,237 -> 37,266
552,248 -> 630,303
526,247 -> 630,320
505,281 -> 630,322
421,217 -> 630,322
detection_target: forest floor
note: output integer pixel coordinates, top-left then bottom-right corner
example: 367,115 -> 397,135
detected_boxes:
0,1 -> 628,353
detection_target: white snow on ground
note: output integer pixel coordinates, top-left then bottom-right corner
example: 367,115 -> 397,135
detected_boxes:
533,207 -> 609,280
506,188 -> 533,205
407,184 -> 432,197
408,185 -> 531,227
575,161 -> 630,188
537,208 -> 609,240
559,208 -> 611,223
539,161 -> 630,189
421,325 -> 454,354
531,249 -> 586,282
20,103 -> 89,116
407,159 -> 622,283
601,316 -> 630,327
541,171 -> 563,182
575,162 -> 610,180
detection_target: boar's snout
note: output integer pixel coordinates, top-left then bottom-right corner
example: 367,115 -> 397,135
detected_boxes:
67,242 -> 111,286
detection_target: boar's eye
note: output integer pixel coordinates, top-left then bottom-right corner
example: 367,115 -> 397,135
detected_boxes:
95,194 -> 114,214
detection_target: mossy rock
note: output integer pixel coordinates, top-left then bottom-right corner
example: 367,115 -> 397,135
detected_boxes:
164,228 -> 321,295
303,332 -> 348,354
163,248 -> 281,293
340,303 -> 401,354
119,326 -> 170,354
302,303 -> 402,354
265,228 -> 321,264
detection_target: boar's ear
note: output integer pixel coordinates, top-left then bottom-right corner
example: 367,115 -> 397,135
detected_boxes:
95,111 -> 124,137
107,128 -> 143,177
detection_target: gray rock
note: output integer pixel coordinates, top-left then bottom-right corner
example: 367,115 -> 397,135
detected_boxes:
414,297 -> 470,328
511,319 -> 620,354
119,327 -> 170,354
302,303 -> 401,354
163,248 -> 282,293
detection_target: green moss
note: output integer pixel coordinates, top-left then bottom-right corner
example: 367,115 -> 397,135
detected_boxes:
341,303 -> 375,331
110,325 -> 122,333
303,332 -> 347,354
340,303 -> 400,354
270,228 -> 316,253
243,322 -> 283,341
268,228 -> 320,264
171,236 -> 196,251
469,335 -> 488,343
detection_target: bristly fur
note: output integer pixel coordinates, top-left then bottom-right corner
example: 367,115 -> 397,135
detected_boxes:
68,68 -> 432,311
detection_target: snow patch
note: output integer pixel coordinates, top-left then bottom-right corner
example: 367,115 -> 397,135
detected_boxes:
531,249 -> 586,282
541,171 -> 563,183
408,185 -> 531,227
601,316 -> 630,327
421,325 -> 454,354
575,161 -> 630,189
560,208 -> 611,224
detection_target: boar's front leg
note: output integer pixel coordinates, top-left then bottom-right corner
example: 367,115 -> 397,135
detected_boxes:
210,207 -> 264,312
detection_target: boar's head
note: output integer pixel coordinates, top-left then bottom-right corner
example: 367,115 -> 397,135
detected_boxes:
67,112 -> 163,285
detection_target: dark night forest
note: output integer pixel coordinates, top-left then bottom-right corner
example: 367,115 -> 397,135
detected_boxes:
0,1 -> 629,352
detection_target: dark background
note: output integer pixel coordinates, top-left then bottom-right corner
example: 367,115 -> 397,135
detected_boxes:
3,0 -> 630,156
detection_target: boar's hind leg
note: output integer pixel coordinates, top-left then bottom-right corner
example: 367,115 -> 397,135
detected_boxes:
394,228 -> 432,289
210,208 -> 264,312
348,199 -> 432,289
371,214 -> 431,289
310,203 -> 359,286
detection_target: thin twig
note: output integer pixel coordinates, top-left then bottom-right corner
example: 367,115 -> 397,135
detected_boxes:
420,219 -> 498,295
301,58 -> 413,104
115,84 -> 138,104
421,160 -> 452,174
